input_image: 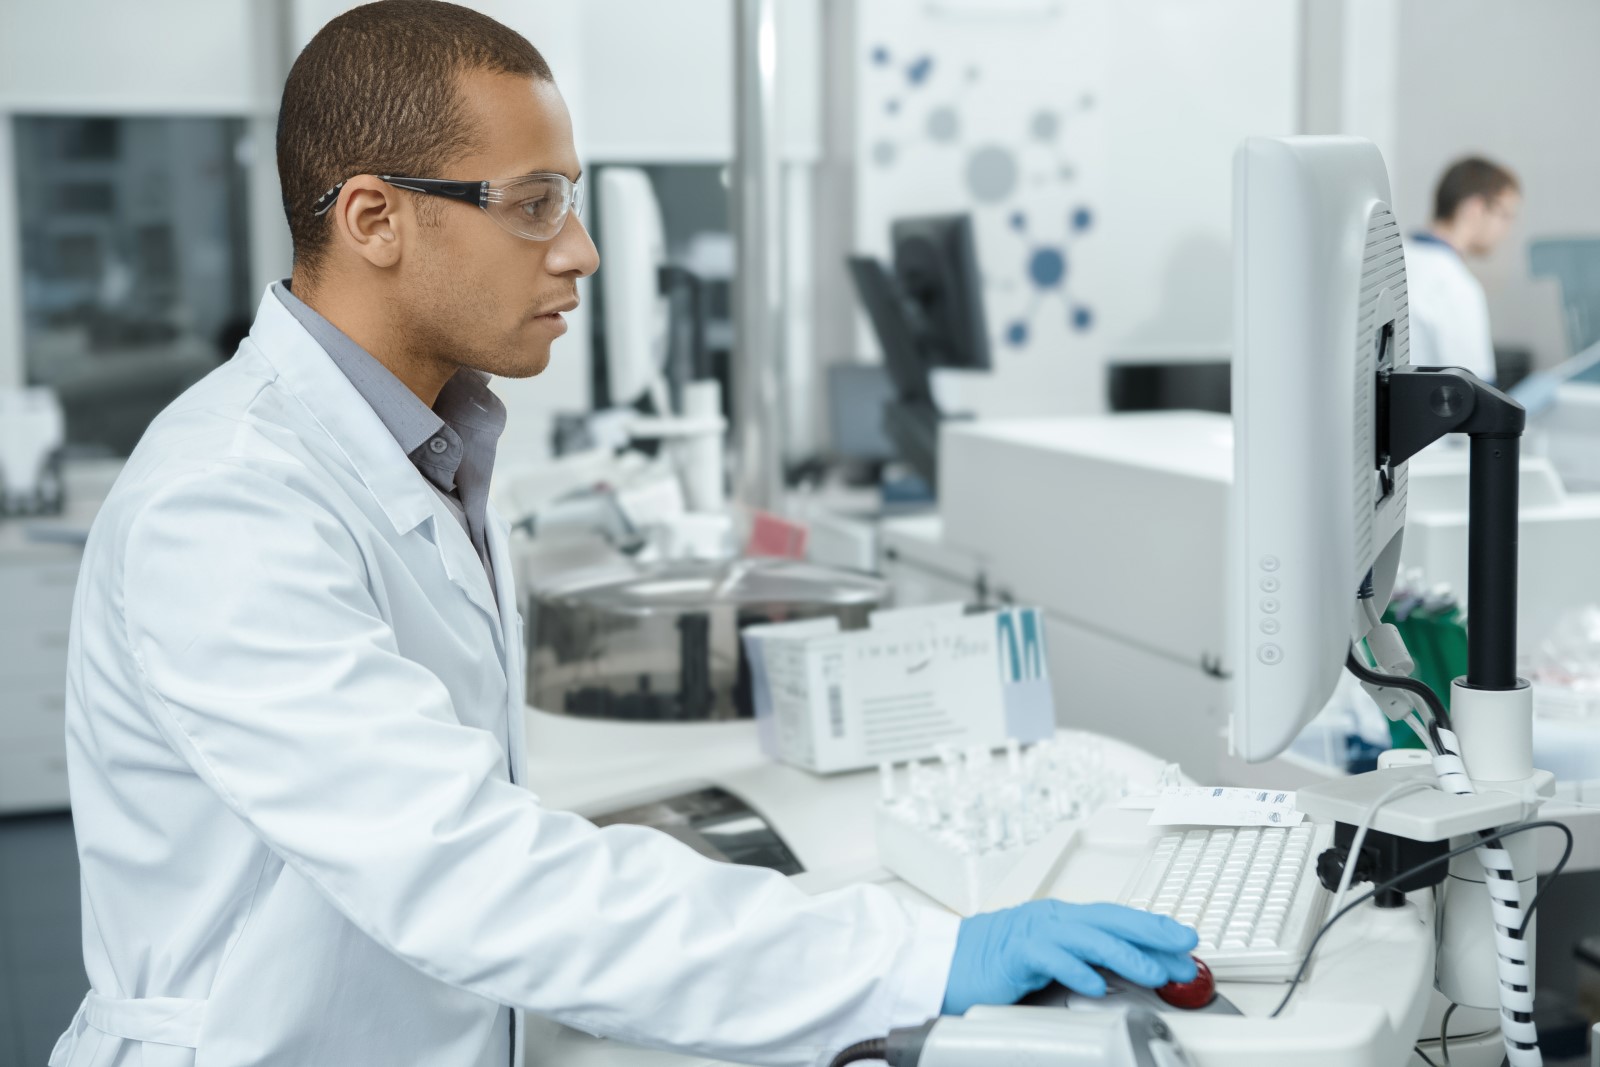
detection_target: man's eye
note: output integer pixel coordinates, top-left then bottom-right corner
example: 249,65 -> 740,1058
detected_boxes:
518,197 -> 550,218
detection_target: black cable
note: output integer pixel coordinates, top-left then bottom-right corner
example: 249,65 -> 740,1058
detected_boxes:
827,1038 -> 888,1067
1440,1001 -> 1459,1067
1270,819 -> 1574,1019
1346,647 -> 1453,733
1413,1045 -> 1441,1067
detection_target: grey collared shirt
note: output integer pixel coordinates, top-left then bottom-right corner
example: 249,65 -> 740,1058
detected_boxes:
272,281 -> 505,600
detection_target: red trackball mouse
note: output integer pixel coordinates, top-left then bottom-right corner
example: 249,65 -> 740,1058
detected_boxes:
1156,957 -> 1215,1010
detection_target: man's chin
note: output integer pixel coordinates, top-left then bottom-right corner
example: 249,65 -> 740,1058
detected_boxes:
483,341 -> 552,380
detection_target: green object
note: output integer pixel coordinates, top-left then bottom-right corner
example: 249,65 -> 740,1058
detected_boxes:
1382,599 -> 1467,749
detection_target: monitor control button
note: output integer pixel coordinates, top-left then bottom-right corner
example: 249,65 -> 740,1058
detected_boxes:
1260,619 -> 1280,635
1257,643 -> 1283,665
1260,555 -> 1280,572
1260,576 -> 1281,593
1260,597 -> 1280,614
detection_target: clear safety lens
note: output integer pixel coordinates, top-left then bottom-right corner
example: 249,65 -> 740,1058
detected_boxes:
484,174 -> 583,241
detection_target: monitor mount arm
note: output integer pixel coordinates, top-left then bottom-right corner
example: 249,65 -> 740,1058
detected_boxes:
1377,365 -> 1526,690
1301,366 -> 1551,1059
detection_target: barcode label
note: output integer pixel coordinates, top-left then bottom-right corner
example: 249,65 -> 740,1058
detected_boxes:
828,684 -> 845,739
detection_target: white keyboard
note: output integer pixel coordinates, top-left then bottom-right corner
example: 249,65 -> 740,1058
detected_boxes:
1120,823 -> 1333,981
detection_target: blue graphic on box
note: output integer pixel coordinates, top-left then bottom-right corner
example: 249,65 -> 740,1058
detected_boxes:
996,607 -> 1054,740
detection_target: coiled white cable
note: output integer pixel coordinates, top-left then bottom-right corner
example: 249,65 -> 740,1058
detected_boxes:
1350,622 -> 1542,1066
1431,724 -> 1542,1067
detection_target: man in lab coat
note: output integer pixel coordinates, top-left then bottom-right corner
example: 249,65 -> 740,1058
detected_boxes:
52,4 -> 1196,1066
1404,156 -> 1521,384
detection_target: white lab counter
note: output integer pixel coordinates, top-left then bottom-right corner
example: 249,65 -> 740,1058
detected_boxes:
516,715 -> 1471,1067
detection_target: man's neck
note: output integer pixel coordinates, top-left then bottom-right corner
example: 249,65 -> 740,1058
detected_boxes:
288,273 -> 455,406
1427,222 -> 1468,258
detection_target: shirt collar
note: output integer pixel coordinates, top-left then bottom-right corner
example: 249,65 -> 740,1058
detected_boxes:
1409,231 -> 1459,257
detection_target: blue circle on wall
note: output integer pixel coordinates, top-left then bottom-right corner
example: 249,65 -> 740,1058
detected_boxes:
1006,321 -> 1030,347
1072,306 -> 1094,331
1029,247 -> 1066,288
1072,207 -> 1093,232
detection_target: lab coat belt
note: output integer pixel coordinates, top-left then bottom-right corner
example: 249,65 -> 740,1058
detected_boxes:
50,990 -> 206,1064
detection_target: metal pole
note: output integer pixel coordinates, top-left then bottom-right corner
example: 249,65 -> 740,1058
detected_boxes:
1466,433 -> 1521,690
731,0 -> 786,512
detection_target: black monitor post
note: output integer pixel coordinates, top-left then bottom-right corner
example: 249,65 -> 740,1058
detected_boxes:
847,214 -> 992,489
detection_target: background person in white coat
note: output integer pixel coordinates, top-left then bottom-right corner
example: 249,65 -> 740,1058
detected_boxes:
51,4 -> 1198,1066
1404,156 -> 1522,384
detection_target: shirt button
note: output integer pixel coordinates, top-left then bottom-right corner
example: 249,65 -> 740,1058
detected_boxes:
428,437 -> 448,454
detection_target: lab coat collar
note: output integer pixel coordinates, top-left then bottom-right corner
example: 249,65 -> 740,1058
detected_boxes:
246,285 -> 438,537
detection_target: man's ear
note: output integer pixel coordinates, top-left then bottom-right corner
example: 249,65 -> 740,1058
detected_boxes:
330,175 -> 405,269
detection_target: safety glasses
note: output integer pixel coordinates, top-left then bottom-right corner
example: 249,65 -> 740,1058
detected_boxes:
310,172 -> 584,242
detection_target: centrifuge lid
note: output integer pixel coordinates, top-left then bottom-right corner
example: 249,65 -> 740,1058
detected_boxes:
534,558 -> 887,614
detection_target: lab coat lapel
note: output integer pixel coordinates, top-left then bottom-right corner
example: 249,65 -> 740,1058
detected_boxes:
428,499 -> 504,658
245,288 -> 437,538
486,507 -> 529,785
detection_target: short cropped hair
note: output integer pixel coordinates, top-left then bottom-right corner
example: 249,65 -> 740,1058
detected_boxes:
277,0 -> 552,278
1433,157 -> 1520,223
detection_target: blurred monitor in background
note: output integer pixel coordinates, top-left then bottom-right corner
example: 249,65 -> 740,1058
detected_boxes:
14,116 -> 254,456
847,214 -> 991,489
1403,156 -> 1521,386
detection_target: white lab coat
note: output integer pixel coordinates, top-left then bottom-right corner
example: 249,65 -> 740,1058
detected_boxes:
1403,235 -> 1498,384
52,287 -> 958,1067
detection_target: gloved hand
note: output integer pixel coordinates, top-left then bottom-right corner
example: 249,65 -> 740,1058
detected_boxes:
941,900 -> 1199,1015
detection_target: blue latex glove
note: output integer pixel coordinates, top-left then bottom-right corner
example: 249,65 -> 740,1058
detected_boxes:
941,901 -> 1199,1015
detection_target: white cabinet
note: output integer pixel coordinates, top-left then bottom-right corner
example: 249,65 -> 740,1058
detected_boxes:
0,534 -> 81,814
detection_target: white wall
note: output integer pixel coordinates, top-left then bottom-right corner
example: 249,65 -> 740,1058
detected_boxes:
1098,0 -> 1300,364
579,0 -> 732,163
0,1 -> 264,114
847,0 -> 1300,421
1391,0 -> 1600,371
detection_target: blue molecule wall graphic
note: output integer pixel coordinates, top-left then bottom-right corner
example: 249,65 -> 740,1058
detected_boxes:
1004,207 -> 1094,347
867,43 -> 1096,350
1029,247 -> 1066,288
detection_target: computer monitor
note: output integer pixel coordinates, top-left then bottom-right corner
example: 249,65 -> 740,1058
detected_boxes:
890,215 -> 992,371
1229,136 -> 1413,761
598,167 -> 671,411
847,214 -> 991,486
